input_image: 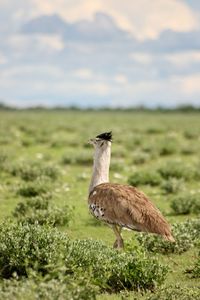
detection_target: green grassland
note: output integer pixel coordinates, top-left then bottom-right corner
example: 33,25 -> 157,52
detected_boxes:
0,110 -> 200,299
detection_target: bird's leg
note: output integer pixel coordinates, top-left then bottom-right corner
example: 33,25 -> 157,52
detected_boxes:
112,225 -> 124,249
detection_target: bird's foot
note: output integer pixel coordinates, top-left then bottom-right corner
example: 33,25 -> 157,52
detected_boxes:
113,239 -> 118,248
113,238 -> 124,250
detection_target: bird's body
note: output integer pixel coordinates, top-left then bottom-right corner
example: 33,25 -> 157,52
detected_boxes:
88,132 -> 174,248
89,182 -> 174,241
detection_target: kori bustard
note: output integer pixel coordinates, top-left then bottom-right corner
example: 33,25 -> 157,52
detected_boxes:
88,131 -> 174,249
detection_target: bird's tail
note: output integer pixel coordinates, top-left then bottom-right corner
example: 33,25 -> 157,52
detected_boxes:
163,234 -> 175,242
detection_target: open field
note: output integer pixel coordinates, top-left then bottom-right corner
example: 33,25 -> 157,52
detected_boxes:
0,110 -> 200,299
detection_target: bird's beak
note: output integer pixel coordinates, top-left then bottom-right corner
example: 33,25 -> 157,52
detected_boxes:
88,138 -> 95,145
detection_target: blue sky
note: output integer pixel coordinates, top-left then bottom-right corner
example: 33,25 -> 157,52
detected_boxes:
0,0 -> 200,108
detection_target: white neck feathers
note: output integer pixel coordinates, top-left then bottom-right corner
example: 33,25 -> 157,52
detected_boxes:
89,142 -> 111,194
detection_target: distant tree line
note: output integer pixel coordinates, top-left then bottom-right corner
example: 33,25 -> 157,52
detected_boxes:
0,102 -> 199,112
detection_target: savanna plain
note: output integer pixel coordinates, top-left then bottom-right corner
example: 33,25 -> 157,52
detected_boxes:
0,110 -> 200,299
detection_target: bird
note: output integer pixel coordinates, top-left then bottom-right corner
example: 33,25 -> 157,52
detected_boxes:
88,131 -> 175,249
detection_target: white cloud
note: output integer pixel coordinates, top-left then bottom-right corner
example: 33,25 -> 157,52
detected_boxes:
165,51 -> 200,67
175,74 -> 200,94
40,34 -> 64,51
129,53 -> 153,64
1,65 -> 63,80
106,0 -> 199,40
0,0 -> 200,108
0,63 -> 111,106
32,0 -> 199,40
114,74 -> 128,84
107,74 -> 200,107
1,65 -> 200,107
33,0 -> 102,21
73,68 -> 93,80
6,34 -> 64,58
0,52 -> 7,64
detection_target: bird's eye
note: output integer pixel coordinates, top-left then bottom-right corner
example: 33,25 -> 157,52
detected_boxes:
94,138 -> 100,144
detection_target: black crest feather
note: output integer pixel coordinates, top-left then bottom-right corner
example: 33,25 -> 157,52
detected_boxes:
96,131 -> 112,142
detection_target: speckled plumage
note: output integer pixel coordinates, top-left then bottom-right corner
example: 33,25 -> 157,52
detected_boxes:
88,182 -> 174,241
88,132 -> 174,248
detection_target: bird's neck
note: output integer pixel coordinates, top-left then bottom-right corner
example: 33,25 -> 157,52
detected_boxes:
89,145 -> 111,194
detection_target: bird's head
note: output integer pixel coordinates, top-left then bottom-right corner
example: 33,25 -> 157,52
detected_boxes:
88,131 -> 112,149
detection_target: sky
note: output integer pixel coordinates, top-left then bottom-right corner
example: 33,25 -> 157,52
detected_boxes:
0,0 -> 200,108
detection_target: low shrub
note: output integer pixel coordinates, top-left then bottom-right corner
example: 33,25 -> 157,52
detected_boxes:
13,196 -> 72,226
193,167 -> 200,180
146,127 -> 166,134
0,151 -> 7,165
61,152 -> 92,166
17,180 -> 51,197
146,285 -> 200,300
181,145 -> 197,155
0,151 -> 8,173
189,251 -> 200,278
161,178 -> 184,194
0,222 -> 68,278
158,140 -> 178,156
132,152 -> 151,165
110,159 -> 124,172
42,165 -> 59,180
65,239 -> 168,292
0,135 -> 13,145
10,162 -> 59,181
158,161 -> 192,180
0,277 -> 96,300
128,170 -> 162,187
0,221 -> 168,292
14,195 -> 49,212
170,193 -> 200,215
135,219 -> 200,254
142,144 -> 157,155
112,147 -> 127,158
184,130 -> 199,140
21,138 -> 35,147
74,153 -> 93,165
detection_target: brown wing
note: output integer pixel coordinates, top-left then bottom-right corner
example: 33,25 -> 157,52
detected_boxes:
88,183 -> 174,241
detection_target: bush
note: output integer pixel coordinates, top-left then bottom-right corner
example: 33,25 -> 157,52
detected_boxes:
10,162 -> 59,181
128,170 -> 162,187
61,152 -> 92,166
110,159 -> 124,172
0,222 -> 68,278
0,222 -> 168,292
146,127 -> 165,134
193,166 -> 200,180
158,140 -> 178,156
170,193 -> 200,215
112,147 -> 127,158
0,151 -> 7,165
65,239 -> 168,292
181,145 -> 197,155
158,161 -> 192,180
142,144 -> 157,155
189,251 -> 200,278
135,219 -> 200,254
21,138 -> 35,147
132,152 -> 151,165
0,277 -> 96,300
0,151 -> 8,173
17,180 -> 51,197
161,178 -> 184,194
184,130 -> 199,140
13,196 -> 72,226
146,285 -> 200,300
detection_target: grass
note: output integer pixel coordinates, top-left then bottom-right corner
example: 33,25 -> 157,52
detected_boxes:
0,110 -> 200,298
